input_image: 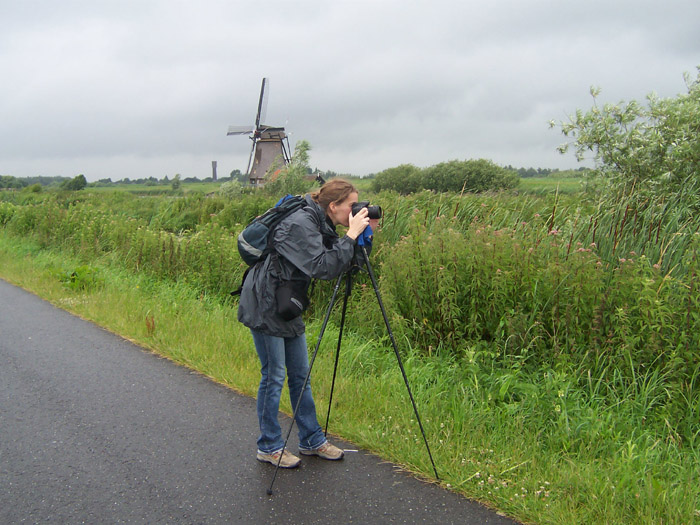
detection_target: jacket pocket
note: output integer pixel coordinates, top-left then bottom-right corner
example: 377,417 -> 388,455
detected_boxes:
275,278 -> 310,321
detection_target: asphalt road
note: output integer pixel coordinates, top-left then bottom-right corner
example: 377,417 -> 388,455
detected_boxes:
0,278 -> 518,524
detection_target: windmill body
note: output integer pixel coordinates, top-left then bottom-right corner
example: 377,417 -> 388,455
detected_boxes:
227,78 -> 290,186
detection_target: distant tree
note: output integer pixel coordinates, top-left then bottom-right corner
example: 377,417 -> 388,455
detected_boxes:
22,183 -> 43,193
61,174 -> 87,191
423,159 -> 519,193
518,167 -> 538,178
371,160 -> 518,194
0,175 -> 22,189
171,174 -> 181,191
372,164 -> 423,194
20,176 -> 69,187
228,169 -> 247,184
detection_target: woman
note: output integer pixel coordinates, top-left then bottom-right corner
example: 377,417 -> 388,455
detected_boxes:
238,179 -> 370,468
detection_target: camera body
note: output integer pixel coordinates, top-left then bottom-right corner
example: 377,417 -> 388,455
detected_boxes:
351,201 -> 382,220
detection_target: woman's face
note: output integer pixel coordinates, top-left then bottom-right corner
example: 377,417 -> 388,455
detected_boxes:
327,192 -> 359,227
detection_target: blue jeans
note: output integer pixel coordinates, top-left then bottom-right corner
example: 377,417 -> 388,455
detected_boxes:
251,329 -> 326,454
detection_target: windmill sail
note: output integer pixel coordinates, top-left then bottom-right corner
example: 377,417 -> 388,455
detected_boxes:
255,78 -> 269,129
227,125 -> 255,135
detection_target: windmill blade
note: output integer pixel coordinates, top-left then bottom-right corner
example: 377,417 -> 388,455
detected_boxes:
246,140 -> 256,176
227,125 -> 255,136
255,77 -> 269,129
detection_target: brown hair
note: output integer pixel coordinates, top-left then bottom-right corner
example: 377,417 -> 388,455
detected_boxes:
310,178 -> 358,211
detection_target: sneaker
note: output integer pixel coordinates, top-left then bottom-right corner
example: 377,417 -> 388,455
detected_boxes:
256,448 -> 301,468
299,441 -> 345,460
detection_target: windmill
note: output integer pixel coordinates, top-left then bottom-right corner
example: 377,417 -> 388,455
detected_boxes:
227,78 -> 291,186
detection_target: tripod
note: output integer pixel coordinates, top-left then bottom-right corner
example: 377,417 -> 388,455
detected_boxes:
267,245 -> 439,495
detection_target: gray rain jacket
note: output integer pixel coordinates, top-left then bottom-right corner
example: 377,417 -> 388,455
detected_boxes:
237,194 -> 357,337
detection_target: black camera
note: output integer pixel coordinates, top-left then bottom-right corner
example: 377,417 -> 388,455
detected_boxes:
351,201 -> 382,220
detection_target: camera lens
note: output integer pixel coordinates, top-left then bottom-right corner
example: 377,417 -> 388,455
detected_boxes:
352,201 -> 382,220
366,205 -> 382,220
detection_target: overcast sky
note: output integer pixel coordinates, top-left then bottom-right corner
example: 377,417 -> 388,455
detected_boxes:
1,0 -> 698,182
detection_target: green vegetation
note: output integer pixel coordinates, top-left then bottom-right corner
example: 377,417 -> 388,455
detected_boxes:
371,159 -> 519,194
552,67 -> 700,276
514,175 -> 587,195
2,184 -> 698,523
60,174 -> 88,191
2,69 -> 699,523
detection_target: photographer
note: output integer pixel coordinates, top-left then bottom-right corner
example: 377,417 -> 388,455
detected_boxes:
238,179 -> 370,468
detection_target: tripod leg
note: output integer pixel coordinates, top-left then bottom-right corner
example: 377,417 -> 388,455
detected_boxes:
267,273 -> 344,496
324,271 -> 353,435
360,246 -> 440,480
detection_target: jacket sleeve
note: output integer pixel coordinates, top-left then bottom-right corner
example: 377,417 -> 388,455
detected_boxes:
273,210 -> 356,280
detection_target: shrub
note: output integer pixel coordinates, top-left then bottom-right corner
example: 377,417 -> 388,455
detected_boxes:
371,164 -> 423,194
60,174 -> 88,191
372,210 -> 699,389
219,180 -> 245,199
262,140 -> 315,197
371,159 -> 519,194
22,183 -> 43,194
556,69 -> 700,209
423,159 -> 519,193
554,68 -> 700,275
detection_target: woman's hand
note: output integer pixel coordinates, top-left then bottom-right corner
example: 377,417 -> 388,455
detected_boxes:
346,206 -> 370,240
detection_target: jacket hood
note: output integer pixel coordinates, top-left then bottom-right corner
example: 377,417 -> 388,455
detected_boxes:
304,194 -> 338,243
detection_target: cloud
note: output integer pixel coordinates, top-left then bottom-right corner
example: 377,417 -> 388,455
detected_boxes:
1,0 -> 698,180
